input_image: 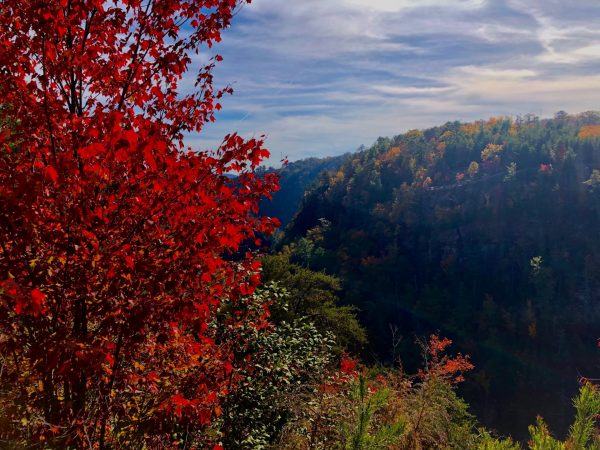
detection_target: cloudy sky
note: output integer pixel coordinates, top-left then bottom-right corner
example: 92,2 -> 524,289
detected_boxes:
195,0 -> 600,165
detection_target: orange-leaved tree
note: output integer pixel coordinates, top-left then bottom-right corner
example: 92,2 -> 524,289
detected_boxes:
0,0 -> 278,447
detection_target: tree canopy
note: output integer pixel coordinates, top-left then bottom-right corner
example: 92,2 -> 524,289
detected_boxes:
0,0 -> 277,447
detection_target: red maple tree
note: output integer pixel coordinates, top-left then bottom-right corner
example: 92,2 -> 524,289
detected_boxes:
418,335 -> 474,385
0,0 -> 278,447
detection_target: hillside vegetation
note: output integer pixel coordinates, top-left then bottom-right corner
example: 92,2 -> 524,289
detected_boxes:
259,154 -> 351,227
278,112 -> 600,439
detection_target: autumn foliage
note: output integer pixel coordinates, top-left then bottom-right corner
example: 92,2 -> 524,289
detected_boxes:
418,335 -> 474,385
0,0 -> 278,447
276,335 -> 475,449
578,124 -> 600,139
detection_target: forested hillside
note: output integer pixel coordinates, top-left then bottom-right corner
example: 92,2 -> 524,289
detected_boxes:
259,153 -> 351,227
275,112 -> 600,440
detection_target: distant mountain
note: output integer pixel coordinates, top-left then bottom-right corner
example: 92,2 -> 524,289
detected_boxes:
259,153 -> 351,227
282,111 -> 600,440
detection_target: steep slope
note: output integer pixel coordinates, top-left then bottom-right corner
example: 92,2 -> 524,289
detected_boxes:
259,153 -> 351,227
284,112 -> 600,440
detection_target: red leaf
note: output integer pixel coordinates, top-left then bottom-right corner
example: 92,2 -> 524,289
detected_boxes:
29,289 -> 47,316
340,357 -> 357,375
79,143 -> 104,158
171,394 -> 189,406
44,166 -> 59,185
124,255 -> 134,269
143,146 -> 157,170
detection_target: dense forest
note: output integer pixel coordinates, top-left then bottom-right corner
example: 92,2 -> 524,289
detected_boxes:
269,111 -> 600,441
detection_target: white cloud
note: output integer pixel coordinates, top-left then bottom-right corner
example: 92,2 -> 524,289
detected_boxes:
454,66 -> 537,79
448,72 -> 600,103
193,0 -> 600,164
343,0 -> 485,12
371,85 -> 453,95
538,43 -> 600,64
504,1 -> 600,64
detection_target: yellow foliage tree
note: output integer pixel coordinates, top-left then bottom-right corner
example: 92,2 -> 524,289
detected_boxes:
481,143 -> 504,162
468,161 -> 480,177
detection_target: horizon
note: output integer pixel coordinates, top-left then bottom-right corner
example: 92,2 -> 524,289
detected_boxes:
191,0 -> 600,165
261,109 -> 598,169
